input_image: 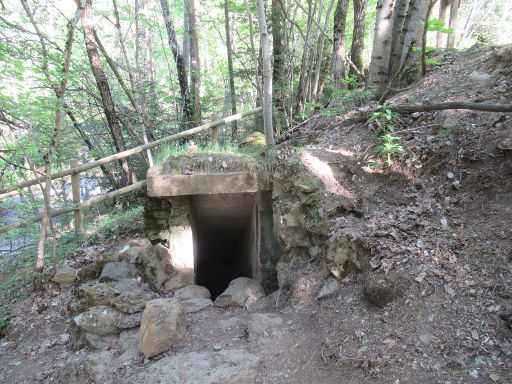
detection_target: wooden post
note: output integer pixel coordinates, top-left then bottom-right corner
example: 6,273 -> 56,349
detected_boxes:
70,159 -> 83,233
211,113 -> 219,144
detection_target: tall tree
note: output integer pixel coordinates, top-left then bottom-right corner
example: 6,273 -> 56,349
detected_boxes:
160,0 -> 194,128
256,0 -> 274,145
437,0 -> 449,47
332,0 -> 350,88
349,0 -> 368,78
447,0 -> 461,48
20,0 -> 82,289
187,0 -> 201,124
78,0 -> 136,186
272,0 -> 286,120
224,0 -> 238,143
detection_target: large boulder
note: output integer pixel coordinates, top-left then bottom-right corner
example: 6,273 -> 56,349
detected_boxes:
181,298 -> 213,313
54,351 -> 113,384
73,306 -> 121,336
52,265 -> 77,285
80,282 -> 116,307
110,285 -> 156,314
174,285 -> 211,300
215,277 -> 265,308
99,262 -> 138,283
135,244 -> 174,291
246,313 -> 284,342
139,298 -> 185,358
128,349 -> 259,384
162,269 -> 194,292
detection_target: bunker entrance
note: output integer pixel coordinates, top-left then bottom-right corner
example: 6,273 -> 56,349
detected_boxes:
190,193 -> 257,299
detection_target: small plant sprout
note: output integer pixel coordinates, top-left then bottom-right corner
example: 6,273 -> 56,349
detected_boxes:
375,134 -> 405,167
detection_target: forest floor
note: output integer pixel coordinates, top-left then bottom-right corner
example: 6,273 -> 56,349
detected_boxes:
1,43 -> 511,384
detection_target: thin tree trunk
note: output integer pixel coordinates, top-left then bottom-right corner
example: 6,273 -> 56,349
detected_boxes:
243,0 -> 262,104
224,0 -> 238,143
349,0 -> 367,78
188,0 -> 201,125
398,0 -> 430,66
256,0 -> 274,146
422,0 -> 437,76
447,0 -> 461,48
79,0 -> 135,185
312,0 -> 335,98
21,0 -> 82,289
272,0 -> 286,117
332,0 -> 350,88
437,0 -> 449,47
159,0 -> 194,128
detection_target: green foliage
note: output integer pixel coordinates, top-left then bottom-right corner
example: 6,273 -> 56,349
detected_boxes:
426,18 -> 454,34
375,134 -> 405,167
368,106 -> 405,167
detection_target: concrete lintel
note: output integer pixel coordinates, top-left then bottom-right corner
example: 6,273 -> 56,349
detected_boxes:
147,169 -> 259,197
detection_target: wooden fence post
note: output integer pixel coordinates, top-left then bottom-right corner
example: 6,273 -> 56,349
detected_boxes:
211,113 -> 219,144
70,159 -> 83,233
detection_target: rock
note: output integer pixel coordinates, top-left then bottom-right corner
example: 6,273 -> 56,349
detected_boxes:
84,333 -> 118,350
469,71 -> 493,86
82,351 -> 114,382
246,313 -> 284,342
139,298 -> 185,358
326,234 -> 369,279
317,279 -> 339,299
80,282 -> 116,307
99,262 -> 138,283
128,349 -> 259,384
363,272 -> 409,307
67,297 -> 90,317
118,238 -> 153,263
73,306 -> 121,336
174,285 -> 211,300
114,312 -> 142,329
182,298 -> 213,313
77,253 -> 118,282
215,277 -> 265,308
52,265 -> 77,285
117,329 -> 140,363
220,316 -> 244,329
54,351 -> 113,384
135,244 -> 174,290
110,285 -> 155,314
162,269 -> 195,292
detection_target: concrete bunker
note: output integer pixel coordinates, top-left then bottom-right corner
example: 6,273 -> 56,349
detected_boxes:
145,164 -> 279,298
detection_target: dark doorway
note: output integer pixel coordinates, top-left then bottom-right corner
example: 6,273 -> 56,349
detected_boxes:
190,193 -> 257,299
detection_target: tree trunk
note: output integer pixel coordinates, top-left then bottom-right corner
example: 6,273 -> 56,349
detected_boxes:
398,0 -> 430,67
224,0 -> 238,143
437,0 -> 449,47
447,0 -> 461,48
188,0 -> 201,125
80,0 -> 134,185
368,0 -> 396,95
256,0 -> 274,146
159,0 -> 194,128
349,0 -> 368,78
272,0 -> 286,118
332,0 -> 350,88
388,0 -> 410,83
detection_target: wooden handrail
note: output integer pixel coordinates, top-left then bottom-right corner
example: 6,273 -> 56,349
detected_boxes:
0,181 -> 146,234
0,107 -> 262,199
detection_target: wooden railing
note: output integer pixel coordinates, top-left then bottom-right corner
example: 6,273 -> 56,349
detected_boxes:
0,107 -> 262,234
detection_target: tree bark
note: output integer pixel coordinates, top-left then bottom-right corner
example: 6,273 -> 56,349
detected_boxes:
224,0 -> 238,143
367,0 -> 396,94
387,0 -> 410,82
272,0 -> 286,118
256,0 -> 274,146
436,0 -> 449,47
447,0 -> 461,48
159,0 -> 194,128
188,0 -> 201,125
79,0 -> 135,185
349,0 -> 368,78
398,0 -> 430,67
332,0 -> 350,88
